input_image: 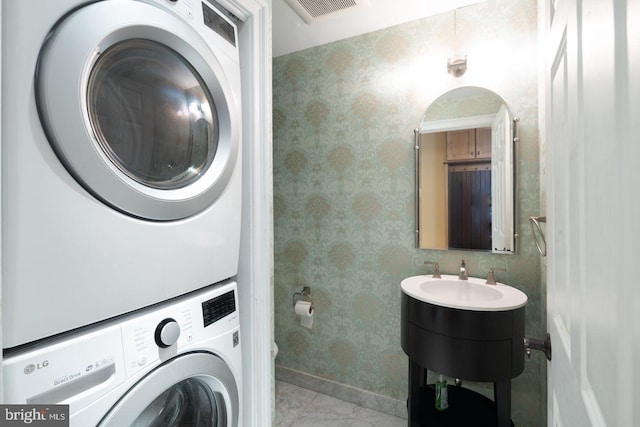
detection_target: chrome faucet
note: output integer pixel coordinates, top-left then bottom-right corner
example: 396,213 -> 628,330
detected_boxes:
459,259 -> 468,280
486,267 -> 506,285
424,261 -> 441,278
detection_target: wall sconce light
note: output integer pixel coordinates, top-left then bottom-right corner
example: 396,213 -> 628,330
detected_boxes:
447,55 -> 467,77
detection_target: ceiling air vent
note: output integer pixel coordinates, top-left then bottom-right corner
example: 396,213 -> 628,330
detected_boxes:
285,0 -> 360,24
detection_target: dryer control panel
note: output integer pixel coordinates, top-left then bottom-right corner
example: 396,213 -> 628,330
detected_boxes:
161,0 -> 238,57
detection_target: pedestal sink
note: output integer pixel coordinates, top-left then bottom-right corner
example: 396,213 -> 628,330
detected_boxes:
401,275 -> 527,427
401,275 -> 527,311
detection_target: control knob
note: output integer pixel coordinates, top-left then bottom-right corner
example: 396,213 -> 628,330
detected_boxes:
155,318 -> 181,348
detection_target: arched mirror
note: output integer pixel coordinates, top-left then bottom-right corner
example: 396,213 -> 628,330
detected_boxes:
415,86 -> 518,254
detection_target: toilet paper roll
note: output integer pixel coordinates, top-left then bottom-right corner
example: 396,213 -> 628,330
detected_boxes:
294,301 -> 313,317
294,301 -> 314,329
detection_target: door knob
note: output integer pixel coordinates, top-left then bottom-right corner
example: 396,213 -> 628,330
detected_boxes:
524,332 -> 552,361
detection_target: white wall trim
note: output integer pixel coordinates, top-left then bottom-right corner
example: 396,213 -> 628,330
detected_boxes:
418,113 -> 495,133
231,0 -> 273,425
0,0 -> 4,404
276,366 -> 407,419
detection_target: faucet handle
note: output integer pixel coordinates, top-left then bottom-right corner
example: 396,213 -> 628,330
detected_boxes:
424,261 -> 441,278
486,267 -> 506,285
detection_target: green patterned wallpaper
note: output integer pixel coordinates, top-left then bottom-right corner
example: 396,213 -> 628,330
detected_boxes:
273,0 -> 544,424
423,88 -> 504,121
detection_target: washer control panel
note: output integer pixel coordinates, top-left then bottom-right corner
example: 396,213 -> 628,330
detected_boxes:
120,281 -> 238,378
202,290 -> 236,327
2,281 -> 239,416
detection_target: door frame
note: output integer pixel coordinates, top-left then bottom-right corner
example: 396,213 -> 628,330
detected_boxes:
216,0 -> 273,425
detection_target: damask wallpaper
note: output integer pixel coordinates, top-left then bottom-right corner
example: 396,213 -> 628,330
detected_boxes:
273,0 -> 544,424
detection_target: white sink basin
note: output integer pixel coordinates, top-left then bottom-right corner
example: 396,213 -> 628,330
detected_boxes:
401,274 -> 527,311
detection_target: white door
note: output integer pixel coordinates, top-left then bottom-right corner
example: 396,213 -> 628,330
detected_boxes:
544,0 -> 639,425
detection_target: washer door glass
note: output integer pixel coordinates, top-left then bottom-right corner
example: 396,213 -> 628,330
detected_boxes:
88,39 -> 218,190
98,352 -> 238,427
134,378 -> 223,426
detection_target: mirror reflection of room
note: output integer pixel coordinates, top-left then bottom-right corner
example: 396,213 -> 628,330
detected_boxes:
416,87 -> 515,253
419,128 -> 492,250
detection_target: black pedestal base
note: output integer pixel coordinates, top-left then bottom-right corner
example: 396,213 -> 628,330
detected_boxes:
410,385 -> 514,427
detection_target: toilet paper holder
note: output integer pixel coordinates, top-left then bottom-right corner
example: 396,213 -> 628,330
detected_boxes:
292,286 -> 313,309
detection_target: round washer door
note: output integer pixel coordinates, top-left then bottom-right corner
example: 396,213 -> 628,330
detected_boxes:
99,352 -> 238,426
37,1 -> 240,220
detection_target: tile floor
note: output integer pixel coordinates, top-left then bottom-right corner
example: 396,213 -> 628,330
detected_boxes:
275,380 -> 406,427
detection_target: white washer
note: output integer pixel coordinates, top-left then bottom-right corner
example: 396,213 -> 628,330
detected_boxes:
3,281 -> 242,426
2,0 -> 242,348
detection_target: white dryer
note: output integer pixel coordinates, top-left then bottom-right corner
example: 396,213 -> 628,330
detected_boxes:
2,0 -> 242,348
3,281 -> 242,426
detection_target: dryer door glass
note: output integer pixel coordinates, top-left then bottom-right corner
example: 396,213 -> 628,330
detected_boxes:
134,378 -> 224,426
87,39 -> 219,190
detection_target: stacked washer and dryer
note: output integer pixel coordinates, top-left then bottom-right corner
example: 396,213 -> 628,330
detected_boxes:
2,0 -> 244,425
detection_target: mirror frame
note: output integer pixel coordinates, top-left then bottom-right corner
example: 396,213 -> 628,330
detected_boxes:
414,87 -> 519,254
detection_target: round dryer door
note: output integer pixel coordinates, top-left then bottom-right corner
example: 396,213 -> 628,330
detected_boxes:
36,1 -> 240,220
98,352 -> 239,426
